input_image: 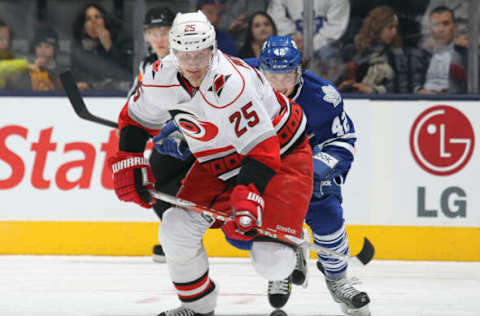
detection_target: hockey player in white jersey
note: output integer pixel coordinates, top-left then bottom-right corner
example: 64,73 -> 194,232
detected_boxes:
108,11 -> 313,316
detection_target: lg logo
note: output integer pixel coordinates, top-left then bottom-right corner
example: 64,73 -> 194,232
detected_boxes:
410,105 -> 475,218
410,105 -> 474,176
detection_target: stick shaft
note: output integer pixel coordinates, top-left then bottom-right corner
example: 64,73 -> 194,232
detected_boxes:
149,190 -> 366,264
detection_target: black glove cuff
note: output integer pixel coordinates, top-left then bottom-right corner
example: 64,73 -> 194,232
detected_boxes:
119,125 -> 150,153
236,157 -> 276,195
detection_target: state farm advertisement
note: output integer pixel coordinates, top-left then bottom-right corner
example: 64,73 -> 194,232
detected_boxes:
343,99 -> 480,226
1,97 -> 157,222
1,97 -> 479,227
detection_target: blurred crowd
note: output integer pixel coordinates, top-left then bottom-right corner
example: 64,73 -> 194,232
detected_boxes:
0,0 -> 478,94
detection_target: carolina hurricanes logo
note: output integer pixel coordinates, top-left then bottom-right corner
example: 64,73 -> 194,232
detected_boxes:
175,113 -> 218,142
208,74 -> 231,98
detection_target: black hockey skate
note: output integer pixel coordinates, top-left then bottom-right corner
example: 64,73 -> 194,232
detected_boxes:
267,275 -> 292,309
318,262 -> 370,316
152,244 -> 166,263
158,306 -> 214,316
291,228 -> 309,287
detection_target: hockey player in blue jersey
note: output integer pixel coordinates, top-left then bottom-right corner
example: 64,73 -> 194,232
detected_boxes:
224,36 -> 371,316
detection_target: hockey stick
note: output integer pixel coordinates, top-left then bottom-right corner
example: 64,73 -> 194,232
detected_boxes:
59,71 -> 119,129
149,189 -> 375,266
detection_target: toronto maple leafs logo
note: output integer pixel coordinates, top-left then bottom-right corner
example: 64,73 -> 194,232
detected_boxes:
208,74 -> 231,98
321,85 -> 341,107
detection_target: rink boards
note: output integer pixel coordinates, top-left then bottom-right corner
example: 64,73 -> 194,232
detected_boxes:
1,96 -> 479,260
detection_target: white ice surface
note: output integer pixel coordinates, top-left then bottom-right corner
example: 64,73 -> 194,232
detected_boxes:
0,256 -> 479,316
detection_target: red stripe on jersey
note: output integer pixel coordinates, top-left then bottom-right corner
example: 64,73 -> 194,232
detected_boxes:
118,101 -> 159,136
247,136 -> 281,173
194,145 -> 235,158
141,83 -> 181,88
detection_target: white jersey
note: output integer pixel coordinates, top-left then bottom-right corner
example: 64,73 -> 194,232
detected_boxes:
126,50 -> 306,180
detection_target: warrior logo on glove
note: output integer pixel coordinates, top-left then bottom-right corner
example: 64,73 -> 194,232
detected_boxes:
108,151 -> 155,209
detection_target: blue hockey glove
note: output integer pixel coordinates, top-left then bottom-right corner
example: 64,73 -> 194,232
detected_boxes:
312,176 -> 343,202
153,121 -> 191,161
312,145 -> 339,180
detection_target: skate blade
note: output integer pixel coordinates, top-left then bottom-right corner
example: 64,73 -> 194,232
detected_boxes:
339,302 -> 371,316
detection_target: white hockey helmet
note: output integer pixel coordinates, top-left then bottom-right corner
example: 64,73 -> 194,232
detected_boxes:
169,10 -> 216,52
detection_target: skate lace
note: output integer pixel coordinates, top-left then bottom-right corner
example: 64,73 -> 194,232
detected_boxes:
295,247 -> 306,271
268,278 -> 290,295
329,277 -> 362,300
165,306 -> 196,316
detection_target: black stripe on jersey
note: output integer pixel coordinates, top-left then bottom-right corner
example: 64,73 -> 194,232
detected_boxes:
119,125 -> 150,153
235,157 -> 276,195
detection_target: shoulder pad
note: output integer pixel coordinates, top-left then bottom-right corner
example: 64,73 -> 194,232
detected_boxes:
201,54 -> 247,108
142,56 -> 177,83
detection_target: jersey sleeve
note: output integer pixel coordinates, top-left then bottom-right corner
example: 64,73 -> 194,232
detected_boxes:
118,62 -> 175,152
309,83 -> 356,179
122,62 -> 173,132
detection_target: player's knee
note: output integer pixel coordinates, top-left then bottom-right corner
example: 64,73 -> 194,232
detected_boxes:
250,241 -> 296,281
159,207 -> 198,261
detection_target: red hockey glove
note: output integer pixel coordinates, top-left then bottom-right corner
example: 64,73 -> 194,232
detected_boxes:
108,151 -> 155,209
222,219 -> 256,241
226,184 -> 264,240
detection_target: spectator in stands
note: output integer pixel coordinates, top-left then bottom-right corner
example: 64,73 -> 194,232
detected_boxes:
342,0 -> 429,49
238,12 -> 277,59
418,6 -> 467,94
0,20 -> 14,60
216,0 -> 269,48
71,3 -> 133,90
267,0 -> 349,56
7,24 -> 62,91
0,19 -> 38,89
420,0 -> 477,50
197,0 -> 237,56
338,6 -> 426,94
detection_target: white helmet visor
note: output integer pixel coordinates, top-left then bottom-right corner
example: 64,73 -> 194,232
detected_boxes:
173,47 -> 213,69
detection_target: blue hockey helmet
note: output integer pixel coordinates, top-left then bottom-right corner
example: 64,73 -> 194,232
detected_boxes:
259,35 -> 301,73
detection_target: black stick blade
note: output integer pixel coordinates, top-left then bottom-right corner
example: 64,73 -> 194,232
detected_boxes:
356,237 -> 375,265
60,71 -> 118,129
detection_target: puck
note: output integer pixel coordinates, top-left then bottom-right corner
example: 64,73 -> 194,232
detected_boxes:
270,309 -> 288,316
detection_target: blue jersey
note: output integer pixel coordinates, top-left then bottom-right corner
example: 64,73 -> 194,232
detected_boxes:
245,58 -> 356,180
